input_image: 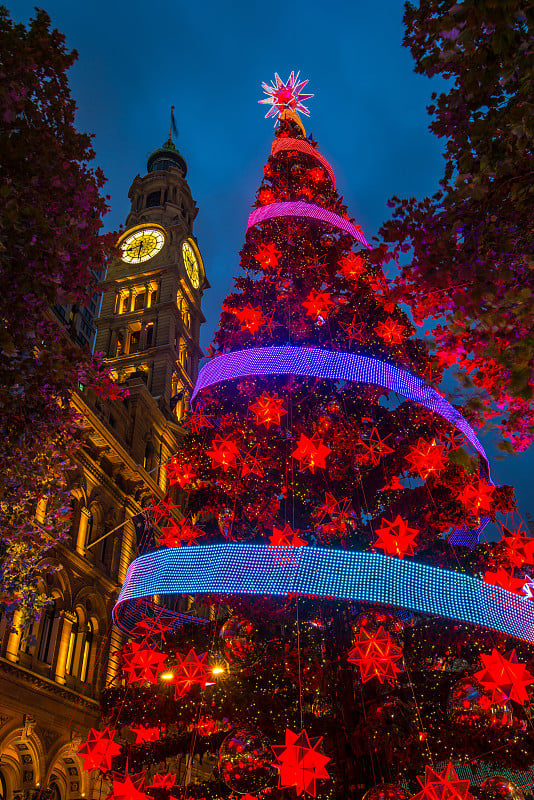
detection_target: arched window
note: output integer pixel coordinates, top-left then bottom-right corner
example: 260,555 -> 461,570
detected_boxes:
146,191 -> 161,208
80,620 -> 93,683
65,612 -> 79,676
143,442 -> 154,472
37,600 -> 56,663
0,771 -> 6,799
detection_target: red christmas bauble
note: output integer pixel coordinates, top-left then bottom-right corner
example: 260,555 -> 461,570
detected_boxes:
219,615 -> 259,666
219,729 -> 275,794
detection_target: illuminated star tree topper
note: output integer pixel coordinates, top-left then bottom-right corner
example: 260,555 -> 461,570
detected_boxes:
259,71 -> 314,121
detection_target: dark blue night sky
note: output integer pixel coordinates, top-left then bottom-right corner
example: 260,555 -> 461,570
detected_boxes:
8,0 -> 534,522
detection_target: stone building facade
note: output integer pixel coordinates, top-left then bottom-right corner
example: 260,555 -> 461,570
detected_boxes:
0,136 -> 207,800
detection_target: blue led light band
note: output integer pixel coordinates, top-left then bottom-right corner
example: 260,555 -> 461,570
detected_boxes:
113,544 -> 534,643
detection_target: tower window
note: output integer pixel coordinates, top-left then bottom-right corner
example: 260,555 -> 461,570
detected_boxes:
115,329 -> 125,357
134,292 -> 146,311
37,600 -> 56,663
146,191 -> 161,208
129,329 -> 141,354
146,323 -> 154,348
80,620 -> 93,683
121,296 -> 129,314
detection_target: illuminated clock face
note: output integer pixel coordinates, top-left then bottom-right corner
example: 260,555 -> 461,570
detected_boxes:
120,226 -> 165,264
182,240 -> 200,289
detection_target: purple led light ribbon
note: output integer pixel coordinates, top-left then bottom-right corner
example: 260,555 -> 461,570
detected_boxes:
192,346 -> 489,475
113,544 -> 534,643
247,201 -> 370,248
192,346 -> 491,548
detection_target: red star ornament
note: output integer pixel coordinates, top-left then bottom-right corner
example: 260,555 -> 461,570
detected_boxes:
233,305 -> 266,335
111,772 -> 149,800
164,458 -> 197,488
255,242 -> 282,269
457,479 -> 494,515
78,728 -> 121,773
302,289 -> 334,320
272,728 -> 331,797
158,517 -> 205,548
185,408 -> 215,433
171,649 -> 208,699
308,166 -> 325,183
149,773 -> 176,789
411,763 -> 471,800
130,726 -> 160,744
501,526 -> 534,567
405,438 -> 448,480
375,317 -> 405,345
146,496 -> 179,524
270,524 -> 308,547
131,609 -> 175,644
207,435 -> 241,471
258,187 -> 275,204
250,391 -> 287,428
483,568 -> 526,595
374,516 -> 418,559
347,625 -> 404,684
338,252 -> 366,281
292,433 -> 331,473
120,641 -> 168,685
339,315 -> 366,347
357,427 -> 394,466
240,445 -> 265,478
475,648 -> 534,704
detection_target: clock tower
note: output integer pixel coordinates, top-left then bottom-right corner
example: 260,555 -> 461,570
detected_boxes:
94,136 -> 208,422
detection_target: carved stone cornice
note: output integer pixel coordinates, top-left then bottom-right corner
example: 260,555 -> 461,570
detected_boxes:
0,658 -> 100,713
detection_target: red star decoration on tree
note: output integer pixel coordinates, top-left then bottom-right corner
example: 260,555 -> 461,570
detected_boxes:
270,524 -> 308,547
233,304 -> 266,335
405,438 -> 448,480
120,641 -> 168,686
308,166 -> 325,183
439,428 -> 464,452
483,567 -> 526,595
145,496 -> 179,524
302,289 -> 334,320
338,252 -> 366,281
111,772 -> 149,800
272,728 -> 331,797
382,475 -> 404,491
130,726 -> 160,744
313,492 -> 354,540
375,317 -> 405,345
501,526 -> 534,567
292,433 -> 331,473
165,458 -> 197,488
258,187 -> 275,204
374,515 -> 419,559
411,763 -> 471,800
347,626 -> 404,684
357,427 -> 394,466
171,649 -> 208,699
157,517 -> 205,548
255,242 -> 282,269
241,445 -> 265,478
78,727 -> 121,773
130,609 -> 176,644
185,408 -> 215,434
339,315 -> 366,347
250,391 -> 287,428
149,773 -> 176,789
207,435 -> 241,472
475,649 -> 534,704
457,479 -> 494,515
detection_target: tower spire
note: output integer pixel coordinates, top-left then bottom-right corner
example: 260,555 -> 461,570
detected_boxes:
169,105 -> 177,142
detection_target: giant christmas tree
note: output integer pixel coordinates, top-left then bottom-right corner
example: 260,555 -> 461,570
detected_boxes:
87,75 -> 534,800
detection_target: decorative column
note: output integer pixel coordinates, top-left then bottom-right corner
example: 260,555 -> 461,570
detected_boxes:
75,508 -> 92,555
105,627 -> 124,686
54,610 -> 76,685
5,610 -> 23,663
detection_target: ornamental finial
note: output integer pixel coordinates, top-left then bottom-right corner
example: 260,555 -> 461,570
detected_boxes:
259,71 -> 313,124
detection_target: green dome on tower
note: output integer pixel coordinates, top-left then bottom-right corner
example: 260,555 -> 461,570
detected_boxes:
147,138 -> 187,176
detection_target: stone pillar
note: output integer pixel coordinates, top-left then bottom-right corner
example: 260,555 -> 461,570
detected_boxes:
5,610 -> 23,663
75,507 -> 91,555
54,611 -> 76,684
105,627 -> 124,686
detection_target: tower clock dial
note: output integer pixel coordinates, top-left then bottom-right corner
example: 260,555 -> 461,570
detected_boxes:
182,240 -> 200,289
119,225 -> 166,264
